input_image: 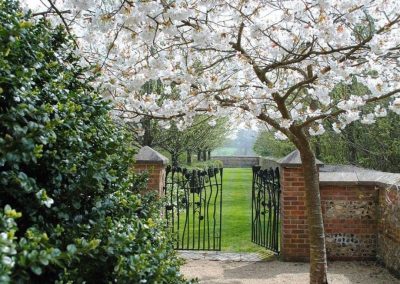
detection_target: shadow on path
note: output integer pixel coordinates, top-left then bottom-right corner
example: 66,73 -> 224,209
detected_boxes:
181,259 -> 400,284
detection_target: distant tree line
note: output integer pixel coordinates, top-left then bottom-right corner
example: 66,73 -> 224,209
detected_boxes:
128,81 -> 230,166
313,112 -> 400,172
136,116 -> 229,166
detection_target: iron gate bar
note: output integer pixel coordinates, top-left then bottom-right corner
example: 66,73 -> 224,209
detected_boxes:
251,166 -> 281,254
164,166 -> 223,251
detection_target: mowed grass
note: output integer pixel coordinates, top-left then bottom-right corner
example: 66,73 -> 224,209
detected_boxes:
221,168 -> 270,254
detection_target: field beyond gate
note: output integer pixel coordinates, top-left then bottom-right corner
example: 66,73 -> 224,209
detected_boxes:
222,168 -> 277,253
251,166 -> 281,254
164,166 -> 223,251
165,167 -> 279,254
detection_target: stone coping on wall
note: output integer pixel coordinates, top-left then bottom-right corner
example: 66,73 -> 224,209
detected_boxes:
277,150 -> 324,167
319,164 -> 400,189
135,146 -> 169,165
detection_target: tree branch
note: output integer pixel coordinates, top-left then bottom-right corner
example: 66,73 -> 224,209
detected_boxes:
32,9 -> 71,17
230,23 -> 272,86
298,88 -> 400,128
46,0 -> 79,49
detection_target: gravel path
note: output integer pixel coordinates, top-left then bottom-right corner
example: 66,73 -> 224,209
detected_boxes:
181,257 -> 400,283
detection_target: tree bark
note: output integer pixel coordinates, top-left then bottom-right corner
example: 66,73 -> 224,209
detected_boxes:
314,136 -> 321,160
294,130 -> 328,284
202,150 -> 207,161
186,150 -> 192,165
197,150 -> 201,161
344,126 -> 357,165
171,153 -> 179,167
207,149 -> 211,160
141,118 -> 154,146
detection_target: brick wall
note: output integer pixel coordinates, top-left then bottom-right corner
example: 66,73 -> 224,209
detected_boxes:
134,163 -> 166,197
133,146 -> 168,197
377,187 -> 400,277
321,185 -> 378,260
280,166 -> 309,261
280,166 -> 380,261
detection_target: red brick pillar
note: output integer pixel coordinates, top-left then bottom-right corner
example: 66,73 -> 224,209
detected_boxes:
134,146 -> 168,197
279,151 -> 323,261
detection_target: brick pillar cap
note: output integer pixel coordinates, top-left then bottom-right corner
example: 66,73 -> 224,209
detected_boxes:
135,146 -> 169,165
278,150 -> 324,167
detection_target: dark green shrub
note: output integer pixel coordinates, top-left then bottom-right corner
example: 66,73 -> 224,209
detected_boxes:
0,1 -> 188,282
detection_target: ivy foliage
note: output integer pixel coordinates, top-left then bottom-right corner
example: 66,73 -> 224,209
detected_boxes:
0,1 -> 189,282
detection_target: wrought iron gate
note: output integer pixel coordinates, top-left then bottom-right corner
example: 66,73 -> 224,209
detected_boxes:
164,166 -> 223,251
252,166 -> 281,254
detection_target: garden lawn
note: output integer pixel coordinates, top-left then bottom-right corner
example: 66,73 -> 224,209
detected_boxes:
221,168 -> 271,254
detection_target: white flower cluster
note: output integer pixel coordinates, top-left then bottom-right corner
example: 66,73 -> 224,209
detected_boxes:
23,0 -> 400,135
390,98 -> 400,115
35,189 -> 54,208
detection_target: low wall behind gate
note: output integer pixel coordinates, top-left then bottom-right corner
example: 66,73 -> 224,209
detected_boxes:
211,155 -> 281,168
378,186 -> 400,277
211,156 -> 260,168
276,151 -> 400,278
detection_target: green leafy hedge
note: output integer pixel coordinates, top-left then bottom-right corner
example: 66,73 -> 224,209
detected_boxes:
0,1 -> 188,282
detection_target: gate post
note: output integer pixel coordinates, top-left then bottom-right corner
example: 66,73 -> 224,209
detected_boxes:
278,150 -> 323,261
134,146 -> 169,197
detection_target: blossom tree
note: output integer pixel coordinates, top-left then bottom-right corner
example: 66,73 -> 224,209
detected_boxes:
27,0 -> 400,283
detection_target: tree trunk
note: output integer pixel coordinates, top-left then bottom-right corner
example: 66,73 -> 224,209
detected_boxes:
344,126 -> 357,165
295,131 -> 328,284
197,150 -> 201,161
186,150 -> 192,165
202,150 -> 207,161
171,153 -> 179,167
141,118 -> 153,146
314,136 -> 321,160
208,149 -> 211,160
